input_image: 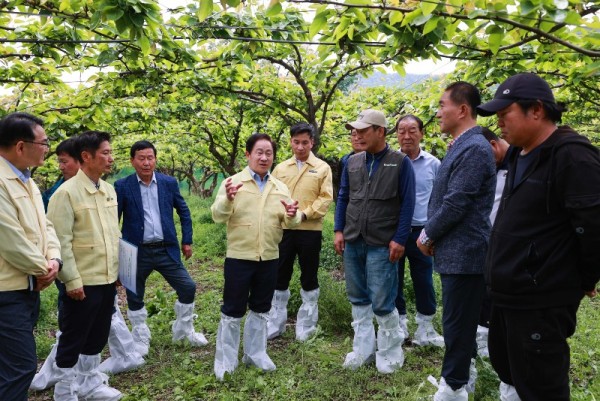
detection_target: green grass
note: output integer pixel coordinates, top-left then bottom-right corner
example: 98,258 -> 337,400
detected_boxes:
30,198 -> 600,400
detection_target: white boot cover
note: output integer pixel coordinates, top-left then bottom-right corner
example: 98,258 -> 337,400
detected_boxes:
242,311 -> 276,371
375,309 -> 405,374
52,364 -> 78,401
75,354 -> 122,401
476,325 -> 489,358
398,314 -> 409,340
342,304 -> 376,370
127,307 -> 151,357
214,313 -> 241,381
31,331 -> 62,391
296,288 -> 319,341
432,377 -> 468,401
465,358 -> 477,394
172,301 -> 208,346
500,382 -> 522,401
413,312 -> 445,347
267,289 -> 290,340
98,304 -> 145,374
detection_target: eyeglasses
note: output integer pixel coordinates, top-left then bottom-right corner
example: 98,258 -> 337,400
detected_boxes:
23,139 -> 51,148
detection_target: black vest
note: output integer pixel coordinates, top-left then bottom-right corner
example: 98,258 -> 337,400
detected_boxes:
343,149 -> 406,246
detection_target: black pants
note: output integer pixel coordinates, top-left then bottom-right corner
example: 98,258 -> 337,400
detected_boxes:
276,229 -> 322,291
440,274 -> 485,390
489,303 -> 579,401
221,258 -> 278,318
0,290 -> 39,401
56,283 -> 116,368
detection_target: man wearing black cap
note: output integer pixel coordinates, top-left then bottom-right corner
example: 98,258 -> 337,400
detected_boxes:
478,72 -> 600,401
334,109 -> 415,374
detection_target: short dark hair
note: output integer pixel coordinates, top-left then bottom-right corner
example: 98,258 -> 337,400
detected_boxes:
445,81 -> 481,119
55,137 -> 79,159
75,130 -> 111,163
0,112 -> 44,148
246,133 -> 276,157
130,140 -> 157,158
480,127 -> 499,143
290,122 -> 314,139
395,114 -> 424,132
515,99 -> 566,124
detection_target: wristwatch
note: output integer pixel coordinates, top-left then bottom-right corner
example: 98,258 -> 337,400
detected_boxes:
51,258 -> 63,272
418,231 -> 433,247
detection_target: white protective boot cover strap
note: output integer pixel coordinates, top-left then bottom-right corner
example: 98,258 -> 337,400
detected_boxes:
127,307 -> 151,357
52,364 -> 78,401
296,288 -> 319,341
31,331 -> 61,391
98,304 -> 145,374
242,311 -> 276,371
414,312 -> 444,347
500,382 -> 522,401
172,301 -> 208,346
375,309 -> 405,374
343,304 -> 376,370
214,313 -> 241,381
267,289 -> 290,340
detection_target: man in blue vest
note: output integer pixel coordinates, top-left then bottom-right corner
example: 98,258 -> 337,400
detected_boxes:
334,109 -> 415,374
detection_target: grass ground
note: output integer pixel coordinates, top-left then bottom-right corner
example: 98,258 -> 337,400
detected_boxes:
30,196 -> 600,400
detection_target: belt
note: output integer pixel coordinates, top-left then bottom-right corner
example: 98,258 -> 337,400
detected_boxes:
141,241 -> 170,248
411,226 -> 424,233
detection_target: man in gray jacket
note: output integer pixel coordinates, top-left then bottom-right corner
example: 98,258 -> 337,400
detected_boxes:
417,82 -> 496,401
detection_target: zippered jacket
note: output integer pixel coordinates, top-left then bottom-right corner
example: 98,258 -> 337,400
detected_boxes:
485,126 -> 600,308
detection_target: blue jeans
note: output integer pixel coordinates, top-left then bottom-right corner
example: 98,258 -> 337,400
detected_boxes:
395,229 -> 437,316
126,246 -> 196,311
344,237 -> 398,316
0,290 -> 39,401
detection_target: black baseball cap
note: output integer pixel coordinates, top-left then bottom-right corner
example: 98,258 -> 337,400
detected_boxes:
477,73 -> 556,117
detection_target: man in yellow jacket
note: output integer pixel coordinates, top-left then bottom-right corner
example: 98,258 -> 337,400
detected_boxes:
268,122 -> 333,341
47,131 -> 122,401
0,112 -> 61,400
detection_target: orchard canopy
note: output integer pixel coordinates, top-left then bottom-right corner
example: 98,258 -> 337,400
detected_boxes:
1,0 -> 599,192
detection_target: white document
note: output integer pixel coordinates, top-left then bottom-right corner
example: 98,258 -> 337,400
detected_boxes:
118,238 -> 138,294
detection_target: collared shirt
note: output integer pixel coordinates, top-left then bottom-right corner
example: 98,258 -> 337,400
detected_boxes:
296,159 -> 304,171
137,173 -> 164,243
1,156 -> 31,183
249,168 -> 270,193
405,149 -> 440,226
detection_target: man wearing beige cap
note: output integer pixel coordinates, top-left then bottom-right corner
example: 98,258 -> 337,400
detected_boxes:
334,109 -> 415,374
478,72 -> 600,401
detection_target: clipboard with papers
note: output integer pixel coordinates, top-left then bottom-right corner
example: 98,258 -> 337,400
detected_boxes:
118,238 -> 138,295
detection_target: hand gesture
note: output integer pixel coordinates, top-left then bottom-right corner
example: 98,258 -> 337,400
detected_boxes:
225,178 -> 243,201
35,260 -> 59,291
281,199 -> 299,217
67,287 -> 86,301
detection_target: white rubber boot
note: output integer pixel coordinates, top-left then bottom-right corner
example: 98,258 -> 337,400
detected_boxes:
127,307 -> 151,357
76,354 -> 122,400
296,288 -> 319,341
214,313 -> 241,381
375,309 -> 405,374
342,304 -> 376,370
31,331 -> 62,391
500,382 -> 522,401
52,364 -> 78,401
242,311 -> 276,371
172,301 -> 208,346
432,377 -> 468,401
267,289 -> 290,339
413,312 -> 444,347
99,302 -> 145,374
476,325 -> 489,358
465,358 -> 477,393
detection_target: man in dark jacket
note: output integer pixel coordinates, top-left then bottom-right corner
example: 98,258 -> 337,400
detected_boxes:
478,72 -> 600,401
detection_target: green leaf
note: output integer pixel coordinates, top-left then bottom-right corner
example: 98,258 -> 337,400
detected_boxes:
412,13 -> 432,26
139,33 -> 151,55
420,0 -> 438,16
198,0 -> 213,22
488,25 -> 503,54
265,2 -> 282,17
309,13 -> 328,38
103,6 -> 125,21
389,11 -> 404,25
422,16 -> 439,35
